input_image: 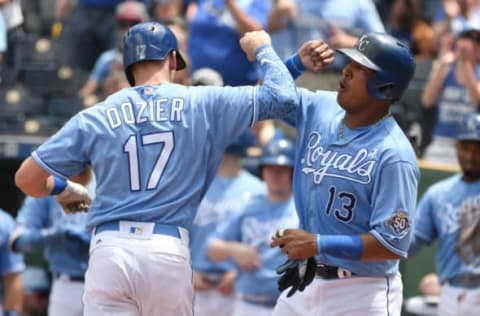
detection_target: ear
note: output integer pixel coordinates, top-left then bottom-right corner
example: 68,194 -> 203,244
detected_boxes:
169,51 -> 177,71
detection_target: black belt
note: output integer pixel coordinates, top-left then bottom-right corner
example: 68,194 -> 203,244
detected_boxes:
316,263 -> 356,280
240,295 -> 277,308
53,272 -> 85,282
447,274 -> 480,289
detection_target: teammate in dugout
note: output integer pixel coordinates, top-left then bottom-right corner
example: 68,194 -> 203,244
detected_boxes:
191,134 -> 266,316
10,167 -> 94,316
0,209 -> 24,316
408,113 -> 480,316
270,33 -> 420,315
207,138 -> 299,316
13,23 -> 334,315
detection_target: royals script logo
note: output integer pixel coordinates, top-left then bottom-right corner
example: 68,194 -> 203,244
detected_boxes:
301,131 -> 377,184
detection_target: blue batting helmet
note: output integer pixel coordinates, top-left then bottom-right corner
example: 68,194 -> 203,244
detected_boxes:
123,22 -> 186,86
260,138 -> 295,167
458,113 -> 480,141
337,32 -> 415,101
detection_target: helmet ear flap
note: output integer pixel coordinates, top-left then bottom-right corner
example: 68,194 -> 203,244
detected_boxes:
367,72 -> 395,101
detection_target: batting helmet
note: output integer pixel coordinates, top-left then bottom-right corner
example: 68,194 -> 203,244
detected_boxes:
337,32 -> 415,101
458,113 -> 480,141
260,138 -> 295,167
123,22 -> 186,86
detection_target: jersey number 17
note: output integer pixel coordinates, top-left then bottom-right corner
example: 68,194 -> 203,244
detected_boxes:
123,131 -> 174,191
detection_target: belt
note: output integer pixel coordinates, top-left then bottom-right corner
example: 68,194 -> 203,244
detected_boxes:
94,221 -> 181,239
240,295 -> 277,308
53,272 -> 85,282
447,274 -> 480,289
316,263 -> 356,280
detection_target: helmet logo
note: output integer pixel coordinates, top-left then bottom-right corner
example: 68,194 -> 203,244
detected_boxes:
136,44 -> 146,60
357,36 -> 370,51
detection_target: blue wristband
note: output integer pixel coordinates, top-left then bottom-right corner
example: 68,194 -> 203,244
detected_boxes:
50,175 -> 68,195
316,235 -> 363,261
284,53 -> 306,79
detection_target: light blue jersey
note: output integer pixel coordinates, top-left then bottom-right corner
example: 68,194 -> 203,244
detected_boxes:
412,174 -> 480,283
191,171 -> 266,273
290,90 -> 419,277
211,196 -> 298,299
31,46 -> 297,231
15,188 -> 92,276
0,210 -> 25,304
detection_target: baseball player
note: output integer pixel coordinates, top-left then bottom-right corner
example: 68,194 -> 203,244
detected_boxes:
10,167 -> 94,316
208,138 -> 299,316
13,22 -> 308,315
191,135 -> 266,316
408,113 -> 480,316
269,33 -> 420,315
0,209 -> 25,316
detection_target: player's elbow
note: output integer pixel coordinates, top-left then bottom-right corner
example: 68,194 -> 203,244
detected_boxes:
15,168 -> 43,198
15,157 -> 50,198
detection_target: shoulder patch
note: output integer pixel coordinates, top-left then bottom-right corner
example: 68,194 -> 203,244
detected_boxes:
386,211 -> 411,237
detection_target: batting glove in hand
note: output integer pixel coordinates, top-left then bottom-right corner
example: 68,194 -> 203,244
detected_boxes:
55,181 -> 91,213
276,257 -> 316,297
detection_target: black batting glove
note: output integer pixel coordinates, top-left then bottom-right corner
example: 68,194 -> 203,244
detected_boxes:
276,257 -> 317,297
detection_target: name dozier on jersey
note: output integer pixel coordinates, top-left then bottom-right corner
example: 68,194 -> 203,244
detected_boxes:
105,98 -> 185,129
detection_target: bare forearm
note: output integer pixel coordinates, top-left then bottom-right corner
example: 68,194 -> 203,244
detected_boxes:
3,273 -> 23,313
458,61 -> 480,106
267,8 -> 289,32
422,61 -> 450,107
55,0 -> 73,21
208,240 -> 235,262
15,157 -> 53,197
227,1 -> 262,35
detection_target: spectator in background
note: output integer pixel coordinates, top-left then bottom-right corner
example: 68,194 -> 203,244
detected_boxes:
54,0 -> 126,71
166,17 -> 190,85
403,273 -> 440,316
207,138 -> 298,316
0,13 -> 6,83
189,68 -> 266,316
187,0 -> 270,86
0,208 -> 25,316
0,0 -> 24,73
150,0 -> 183,23
421,29 -> 480,166
386,0 -> 433,53
10,168 -> 94,316
20,267 -> 49,316
433,0 -> 480,48
268,0 -> 385,69
408,113 -> 480,316
79,0 -> 149,97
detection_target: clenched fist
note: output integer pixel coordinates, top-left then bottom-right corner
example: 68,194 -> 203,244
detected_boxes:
240,30 -> 272,62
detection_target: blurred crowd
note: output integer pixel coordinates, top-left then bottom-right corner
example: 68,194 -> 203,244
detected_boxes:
1,0 -> 480,315
0,0 -> 479,167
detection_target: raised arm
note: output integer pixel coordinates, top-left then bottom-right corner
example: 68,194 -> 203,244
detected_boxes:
239,30 -> 299,121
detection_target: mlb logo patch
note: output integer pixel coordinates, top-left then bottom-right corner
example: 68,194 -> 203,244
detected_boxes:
129,226 -> 144,235
386,211 -> 410,237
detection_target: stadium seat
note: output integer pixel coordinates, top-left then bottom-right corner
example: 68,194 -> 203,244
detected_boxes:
46,96 -> 85,119
0,86 -> 44,116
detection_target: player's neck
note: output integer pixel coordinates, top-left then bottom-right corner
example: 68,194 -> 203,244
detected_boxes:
217,158 -> 242,178
268,191 -> 291,203
132,62 -> 172,86
344,108 -> 390,129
